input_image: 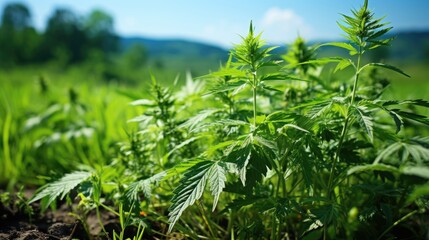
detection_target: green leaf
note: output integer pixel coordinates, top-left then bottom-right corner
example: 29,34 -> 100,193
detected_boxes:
388,110 -> 403,133
29,171 -> 92,209
168,160 -> 227,232
129,99 -> 156,106
168,161 -> 213,233
374,142 -> 403,164
208,162 -> 227,211
352,105 -> 374,142
318,42 -> 357,54
260,73 -> 304,82
382,99 -> 429,108
179,109 -> 221,131
236,148 -> 252,186
347,164 -> 399,175
407,183 -> 429,204
393,110 -> 429,126
401,166 -> 429,179
300,57 -> 344,66
125,172 -> 167,203
334,58 -> 354,72
312,203 -> 342,226
360,63 -> 410,78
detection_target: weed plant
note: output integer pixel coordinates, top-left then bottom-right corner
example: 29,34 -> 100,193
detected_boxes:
29,1 -> 429,239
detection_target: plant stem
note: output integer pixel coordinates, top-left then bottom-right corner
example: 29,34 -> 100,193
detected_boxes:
96,206 -> 109,238
252,71 -> 257,128
197,200 -> 216,238
376,210 -> 418,240
326,47 -> 362,199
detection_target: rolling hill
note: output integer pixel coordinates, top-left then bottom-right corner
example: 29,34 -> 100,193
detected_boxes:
120,30 -> 429,75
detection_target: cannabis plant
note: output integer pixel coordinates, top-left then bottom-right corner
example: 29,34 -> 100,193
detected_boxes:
29,1 -> 429,239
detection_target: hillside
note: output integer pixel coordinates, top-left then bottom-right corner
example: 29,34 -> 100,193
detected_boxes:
120,37 -> 229,75
120,30 -> 429,78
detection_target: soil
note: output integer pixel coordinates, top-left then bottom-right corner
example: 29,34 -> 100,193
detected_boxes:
0,190 -> 140,240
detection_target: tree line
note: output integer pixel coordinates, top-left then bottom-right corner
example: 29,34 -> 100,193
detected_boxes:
0,2 -> 119,66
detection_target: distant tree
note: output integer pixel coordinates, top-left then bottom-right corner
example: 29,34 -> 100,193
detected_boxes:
0,2 -> 41,65
84,9 -> 118,53
122,43 -> 147,70
42,8 -> 87,64
1,2 -> 31,30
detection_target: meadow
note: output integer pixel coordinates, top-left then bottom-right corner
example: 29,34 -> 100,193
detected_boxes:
1,0 -> 429,239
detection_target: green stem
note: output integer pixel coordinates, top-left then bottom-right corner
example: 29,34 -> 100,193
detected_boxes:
252,71 -> 257,128
96,206 -> 109,239
197,200 -> 216,238
376,210 -> 418,240
326,48 -> 362,199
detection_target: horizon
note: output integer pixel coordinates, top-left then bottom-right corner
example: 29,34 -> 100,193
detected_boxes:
2,0 -> 429,48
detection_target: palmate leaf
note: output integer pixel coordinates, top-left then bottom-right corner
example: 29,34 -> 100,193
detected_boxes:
29,171 -> 92,209
168,160 -> 227,233
393,110 -> 429,126
312,202 -> 343,227
125,172 -> 167,203
179,109 -> 221,132
374,137 -> 429,164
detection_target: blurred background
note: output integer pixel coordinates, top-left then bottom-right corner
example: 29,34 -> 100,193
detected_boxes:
0,0 -> 428,82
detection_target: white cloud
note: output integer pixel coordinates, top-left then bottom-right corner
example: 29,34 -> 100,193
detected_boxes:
201,20 -> 244,48
260,8 -> 313,44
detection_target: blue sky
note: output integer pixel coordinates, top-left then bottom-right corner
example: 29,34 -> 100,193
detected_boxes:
2,0 -> 429,47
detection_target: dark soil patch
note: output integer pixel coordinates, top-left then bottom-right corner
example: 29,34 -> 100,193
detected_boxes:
0,190 -> 141,240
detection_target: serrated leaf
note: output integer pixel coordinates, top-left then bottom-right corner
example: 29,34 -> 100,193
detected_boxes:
29,171 -> 92,209
393,110 -> 429,126
360,63 -> 410,78
168,161 -> 213,233
205,80 -> 248,95
313,203 -> 342,226
237,149 -> 252,186
352,106 -> 374,142
125,172 -> 167,203
208,162 -> 227,211
179,109 -> 221,131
